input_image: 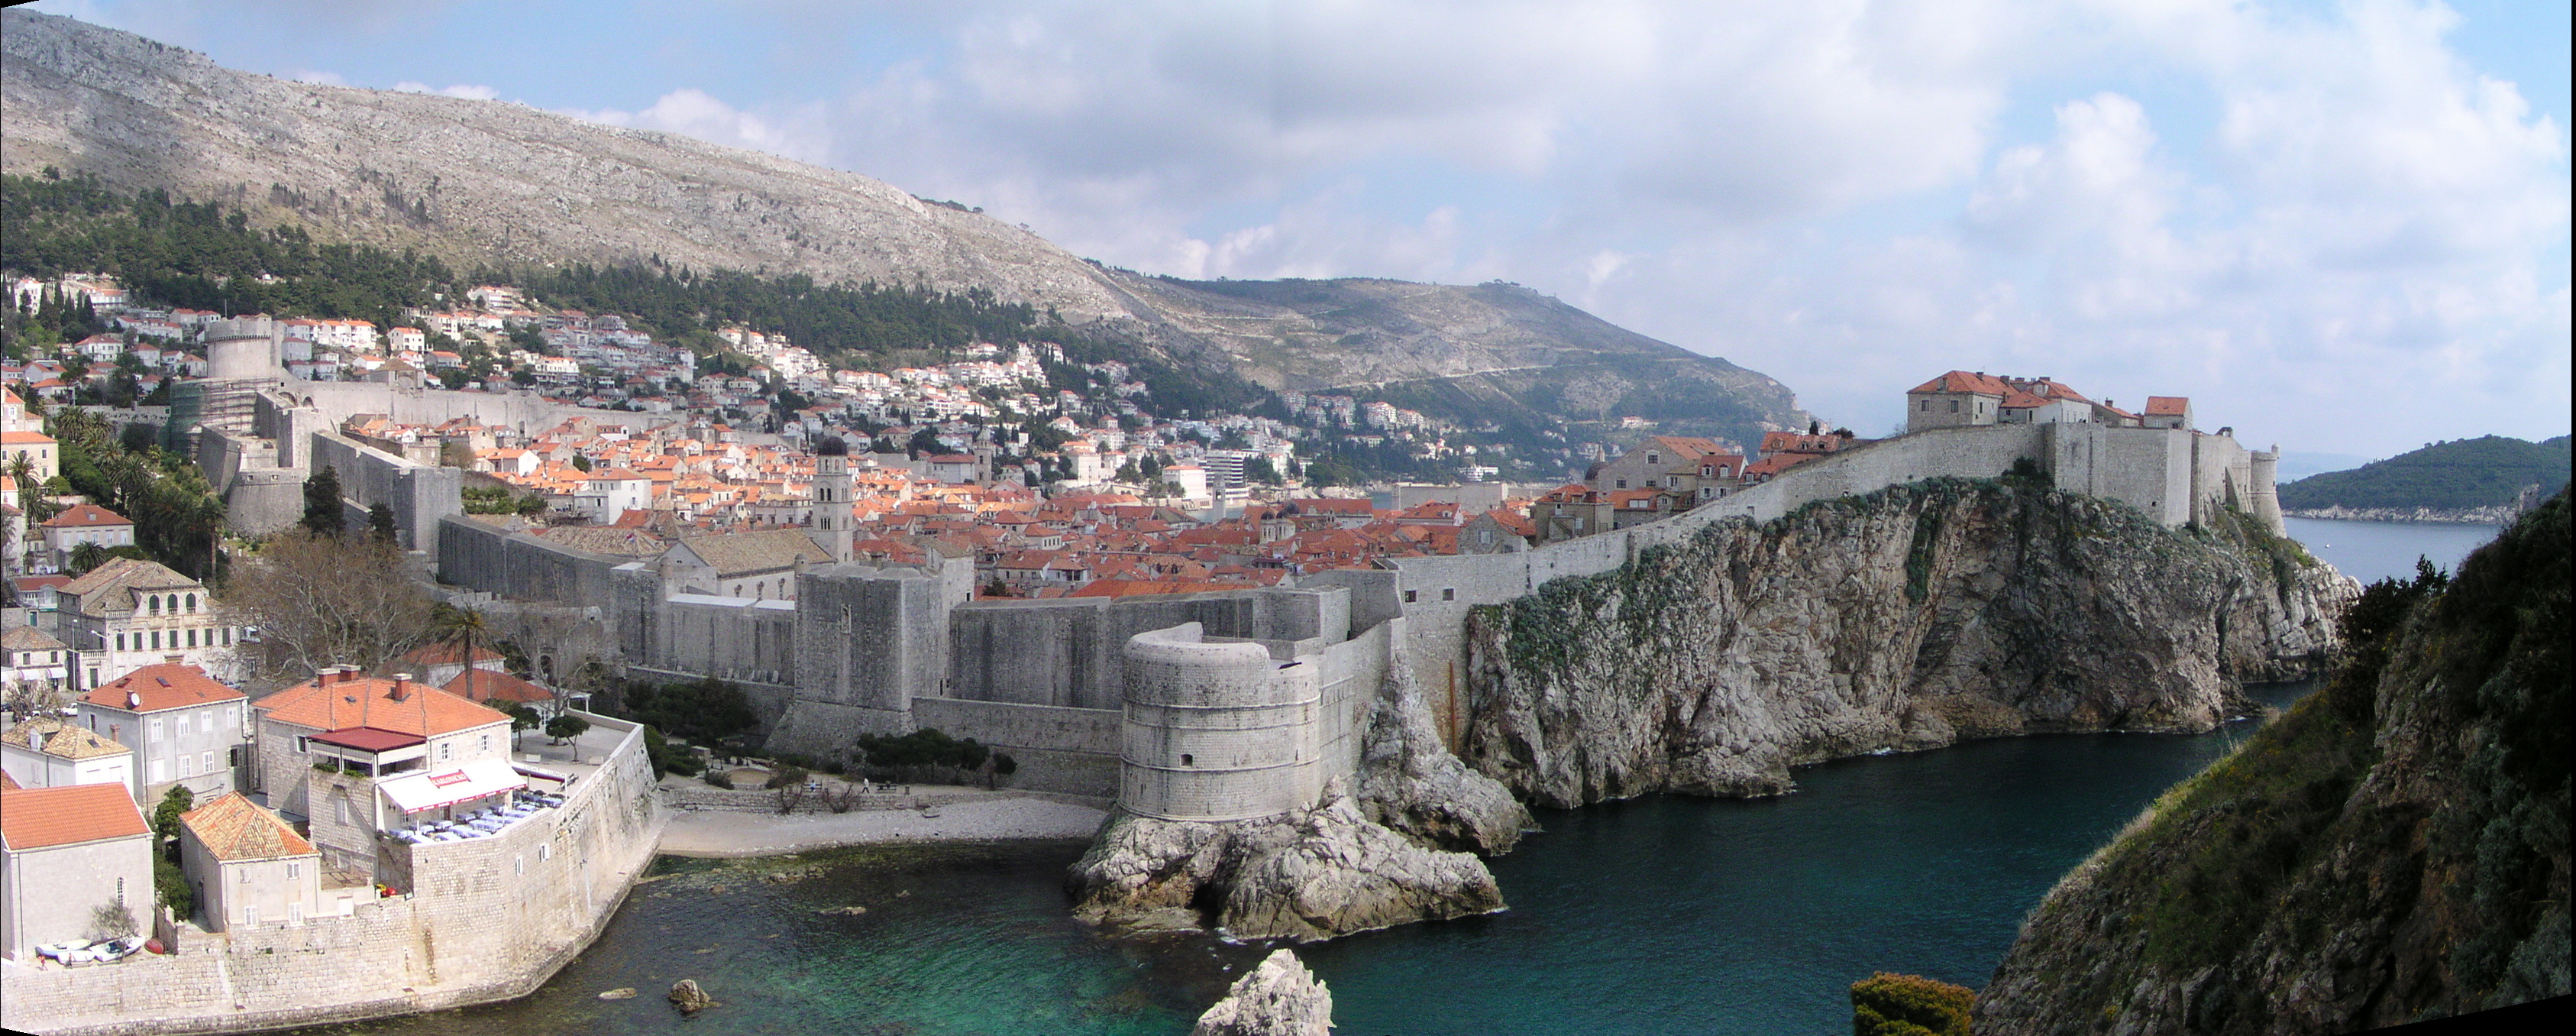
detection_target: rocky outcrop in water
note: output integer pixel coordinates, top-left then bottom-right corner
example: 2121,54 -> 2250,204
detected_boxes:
1068,661 -> 1518,942
1978,490 -> 2570,1034
1191,949 -> 1335,1036
1067,791 -> 1503,943
1356,655 -> 1531,854
1463,480 -> 2358,808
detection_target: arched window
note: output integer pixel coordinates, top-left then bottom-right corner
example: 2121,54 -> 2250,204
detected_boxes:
147,596 -> 161,615
186,594 -> 198,612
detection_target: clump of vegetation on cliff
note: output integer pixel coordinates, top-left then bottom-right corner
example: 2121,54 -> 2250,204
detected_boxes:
1980,489 -> 2570,1032
1851,973 -> 1974,1036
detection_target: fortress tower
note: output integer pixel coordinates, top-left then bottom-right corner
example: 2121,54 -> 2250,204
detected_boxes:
166,317 -> 285,452
1119,623 -> 1323,822
2250,446 -> 2285,535
813,435 -> 855,563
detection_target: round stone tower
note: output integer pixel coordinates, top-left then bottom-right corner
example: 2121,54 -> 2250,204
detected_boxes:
2250,445 -> 2285,536
1120,623 -> 1322,822
203,316 -> 280,380
813,435 -> 855,563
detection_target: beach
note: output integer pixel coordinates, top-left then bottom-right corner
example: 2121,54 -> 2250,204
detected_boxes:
656,789 -> 1111,857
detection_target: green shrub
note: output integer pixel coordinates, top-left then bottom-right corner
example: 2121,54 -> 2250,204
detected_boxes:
854,728 -> 987,782
154,856 -> 194,920
1850,973 -> 1973,1036
765,764 -> 809,790
703,771 -> 735,790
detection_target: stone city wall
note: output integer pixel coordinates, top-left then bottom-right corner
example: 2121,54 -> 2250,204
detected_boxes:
908,696 -> 1123,798
435,516 -> 631,606
943,588 -> 1348,712
0,715 -> 664,1036
305,431 -> 462,557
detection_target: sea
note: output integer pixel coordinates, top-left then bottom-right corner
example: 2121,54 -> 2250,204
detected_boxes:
283,521 -> 2490,1036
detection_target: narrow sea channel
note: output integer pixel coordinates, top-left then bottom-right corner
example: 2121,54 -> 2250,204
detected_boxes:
283,523 -> 2458,1035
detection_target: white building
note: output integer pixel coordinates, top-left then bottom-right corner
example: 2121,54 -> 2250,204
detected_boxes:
73,662 -> 249,804
0,718 -> 133,792
0,782 -> 153,961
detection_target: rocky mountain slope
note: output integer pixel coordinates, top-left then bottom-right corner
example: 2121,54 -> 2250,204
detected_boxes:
1459,481 -> 2357,808
1979,490 -> 2570,1033
0,9 -> 1809,449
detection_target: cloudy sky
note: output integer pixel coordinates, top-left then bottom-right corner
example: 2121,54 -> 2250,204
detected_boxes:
33,0 -> 2571,462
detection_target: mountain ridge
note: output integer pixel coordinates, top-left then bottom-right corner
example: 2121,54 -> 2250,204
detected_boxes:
1,9 -> 1811,455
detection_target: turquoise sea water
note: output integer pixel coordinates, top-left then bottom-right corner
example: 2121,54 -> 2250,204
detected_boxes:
2283,516 -> 2499,585
289,688 -> 2305,1036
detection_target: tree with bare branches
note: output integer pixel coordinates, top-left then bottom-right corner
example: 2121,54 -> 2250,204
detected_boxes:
223,531 -> 438,682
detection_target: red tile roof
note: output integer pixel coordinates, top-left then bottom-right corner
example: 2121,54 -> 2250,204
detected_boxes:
0,782 -> 149,850
254,672 -> 509,738
79,663 -> 245,713
2144,396 -> 2190,416
40,503 -> 132,529
1909,371 -> 2012,396
179,792 -> 315,861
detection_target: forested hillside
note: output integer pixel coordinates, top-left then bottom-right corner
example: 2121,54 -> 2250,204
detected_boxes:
2277,435 -> 2570,510
1979,490 -> 2571,1032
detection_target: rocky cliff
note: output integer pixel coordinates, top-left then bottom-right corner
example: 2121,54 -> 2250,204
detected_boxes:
0,9 -> 1811,450
1066,662 -> 1525,942
1978,489 -> 2569,1033
1191,948 -> 1336,1036
1461,478 -> 2357,808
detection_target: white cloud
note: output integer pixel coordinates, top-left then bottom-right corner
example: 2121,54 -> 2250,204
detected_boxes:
47,0 -> 2560,457
392,81 -> 498,101
558,89 -> 836,167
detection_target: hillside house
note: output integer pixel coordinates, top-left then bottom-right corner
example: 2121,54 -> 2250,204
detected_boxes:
38,503 -> 133,573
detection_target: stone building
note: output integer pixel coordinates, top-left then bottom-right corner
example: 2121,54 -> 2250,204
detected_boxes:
177,791 -> 324,931
0,717 -> 132,792
57,556 -> 241,690
74,662 -> 249,804
0,781 -> 152,960
658,528 -> 836,601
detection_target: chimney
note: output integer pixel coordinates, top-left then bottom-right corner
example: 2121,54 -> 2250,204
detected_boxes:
390,673 -> 413,701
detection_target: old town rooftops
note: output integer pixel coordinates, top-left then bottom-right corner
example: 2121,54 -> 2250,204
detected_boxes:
179,792 -> 315,862
0,782 -> 148,850
254,669 -> 509,738
1,717 -> 131,759
79,663 -> 244,713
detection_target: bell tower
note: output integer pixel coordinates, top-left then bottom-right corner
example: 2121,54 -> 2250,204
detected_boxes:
813,435 -> 855,562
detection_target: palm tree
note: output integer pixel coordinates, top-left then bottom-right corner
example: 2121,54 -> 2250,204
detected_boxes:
427,603 -> 490,704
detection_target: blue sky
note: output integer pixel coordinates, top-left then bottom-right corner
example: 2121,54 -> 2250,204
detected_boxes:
33,0 -> 2571,460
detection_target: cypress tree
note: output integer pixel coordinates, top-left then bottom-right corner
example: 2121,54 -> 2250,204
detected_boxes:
302,465 -> 344,536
